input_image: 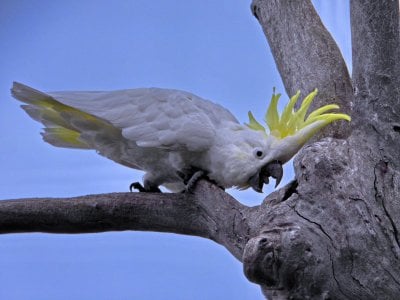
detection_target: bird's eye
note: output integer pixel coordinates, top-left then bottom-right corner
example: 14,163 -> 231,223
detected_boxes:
254,148 -> 264,159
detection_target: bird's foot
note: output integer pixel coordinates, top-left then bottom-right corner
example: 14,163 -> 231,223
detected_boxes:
180,169 -> 224,194
129,182 -> 161,193
185,170 -> 206,193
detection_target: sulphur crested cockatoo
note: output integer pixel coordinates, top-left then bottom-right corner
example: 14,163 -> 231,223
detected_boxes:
11,82 -> 350,193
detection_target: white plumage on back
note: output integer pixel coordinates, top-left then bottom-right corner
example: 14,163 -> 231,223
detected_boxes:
49,87 -> 239,151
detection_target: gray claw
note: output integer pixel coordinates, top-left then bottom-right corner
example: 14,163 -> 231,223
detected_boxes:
130,181 -> 161,193
130,182 -> 146,192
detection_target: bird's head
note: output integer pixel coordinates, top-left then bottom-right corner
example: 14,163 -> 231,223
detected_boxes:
239,89 -> 351,193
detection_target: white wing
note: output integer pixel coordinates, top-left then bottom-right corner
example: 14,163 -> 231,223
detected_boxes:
49,87 -> 238,151
12,83 -> 239,153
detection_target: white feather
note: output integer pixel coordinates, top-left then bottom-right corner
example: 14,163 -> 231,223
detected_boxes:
48,88 -> 239,151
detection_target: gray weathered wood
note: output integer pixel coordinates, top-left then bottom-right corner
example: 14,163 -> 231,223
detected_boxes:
251,0 -> 353,139
242,0 -> 400,298
0,181 -> 249,261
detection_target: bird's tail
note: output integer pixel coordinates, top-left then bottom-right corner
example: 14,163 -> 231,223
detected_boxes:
11,82 -> 115,149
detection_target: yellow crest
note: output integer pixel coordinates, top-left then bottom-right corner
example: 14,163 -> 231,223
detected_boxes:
246,89 -> 351,139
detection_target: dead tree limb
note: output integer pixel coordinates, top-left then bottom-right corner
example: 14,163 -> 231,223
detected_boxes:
0,181 -> 249,260
251,0 -> 353,139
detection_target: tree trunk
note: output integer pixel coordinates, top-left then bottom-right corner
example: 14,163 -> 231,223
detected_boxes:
245,0 -> 400,298
1,0 -> 399,299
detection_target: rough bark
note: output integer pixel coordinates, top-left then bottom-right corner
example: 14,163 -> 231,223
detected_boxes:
1,0 -> 399,299
244,0 -> 400,299
251,0 -> 353,139
0,181 -> 249,260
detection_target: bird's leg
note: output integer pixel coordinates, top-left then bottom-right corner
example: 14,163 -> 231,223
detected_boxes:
185,170 -> 206,193
179,167 -> 224,193
129,181 -> 161,193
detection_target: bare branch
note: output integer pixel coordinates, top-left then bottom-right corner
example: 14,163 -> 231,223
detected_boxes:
0,180 -> 250,261
251,0 -> 353,138
351,0 -> 400,125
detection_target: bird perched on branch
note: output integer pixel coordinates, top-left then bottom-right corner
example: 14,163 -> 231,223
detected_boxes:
11,82 -> 350,193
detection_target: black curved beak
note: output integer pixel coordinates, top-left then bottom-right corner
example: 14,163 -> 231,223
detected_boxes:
249,160 -> 283,193
262,160 -> 283,188
248,172 -> 263,193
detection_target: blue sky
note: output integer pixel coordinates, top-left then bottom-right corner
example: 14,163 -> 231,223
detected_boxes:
0,1 -> 350,299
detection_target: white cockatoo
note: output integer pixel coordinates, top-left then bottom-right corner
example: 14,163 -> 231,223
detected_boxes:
11,82 -> 350,193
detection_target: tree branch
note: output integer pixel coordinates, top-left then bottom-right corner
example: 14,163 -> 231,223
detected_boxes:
0,180 -> 250,261
351,0 -> 400,126
251,0 -> 353,138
